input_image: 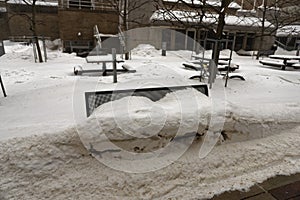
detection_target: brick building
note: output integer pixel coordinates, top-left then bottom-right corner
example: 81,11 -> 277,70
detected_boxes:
6,0 -> 59,39
0,0 -> 299,52
58,0 -> 119,52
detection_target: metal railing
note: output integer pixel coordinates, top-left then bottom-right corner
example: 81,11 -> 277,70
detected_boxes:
59,0 -> 117,11
9,36 -> 51,43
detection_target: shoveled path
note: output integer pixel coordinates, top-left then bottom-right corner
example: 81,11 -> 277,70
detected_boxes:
212,173 -> 300,200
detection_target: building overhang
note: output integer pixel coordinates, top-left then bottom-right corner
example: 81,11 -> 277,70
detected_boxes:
150,9 -> 275,31
162,0 -> 241,10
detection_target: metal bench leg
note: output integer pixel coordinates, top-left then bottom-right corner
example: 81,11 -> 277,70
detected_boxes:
282,60 -> 287,70
0,75 -> 7,97
102,62 -> 107,76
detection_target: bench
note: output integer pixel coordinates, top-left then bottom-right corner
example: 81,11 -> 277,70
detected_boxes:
85,84 -> 209,117
257,49 -> 276,57
265,55 -> 300,70
183,62 -> 244,81
292,63 -> 300,69
74,64 -> 136,76
259,60 -> 284,68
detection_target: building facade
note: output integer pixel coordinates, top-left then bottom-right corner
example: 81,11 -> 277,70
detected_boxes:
0,0 -> 299,52
58,0 -> 119,52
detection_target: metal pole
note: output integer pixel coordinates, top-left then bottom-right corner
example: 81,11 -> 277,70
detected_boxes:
225,38 -> 236,87
208,60 -> 217,89
32,39 -> 37,63
112,48 -> 117,83
296,40 -> 300,56
162,42 -> 167,56
0,75 -> 7,97
42,37 -> 47,62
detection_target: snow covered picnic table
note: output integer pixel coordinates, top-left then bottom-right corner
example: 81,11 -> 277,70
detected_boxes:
191,55 -> 231,61
268,55 -> 300,70
85,55 -> 124,76
191,54 -> 239,71
74,55 -> 136,76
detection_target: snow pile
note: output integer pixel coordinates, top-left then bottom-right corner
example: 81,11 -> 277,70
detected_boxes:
275,47 -> 297,56
77,88 -> 212,153
1,41 -> 300,199
223,102 -> 300,142
131,44 -> 161,57
45,39 -> 62,50
0,123 -> 299,199
3,41 -> 33,60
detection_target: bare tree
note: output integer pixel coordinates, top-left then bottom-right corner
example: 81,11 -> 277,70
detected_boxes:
152,0 -> 235,64
8,0 -> 44,62
253,0 -> 300,59
105,0 -> 153,60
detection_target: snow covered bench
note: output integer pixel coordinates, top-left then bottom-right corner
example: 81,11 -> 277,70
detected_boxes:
85,84 -> 209,117
74,64 -> 136,76
292,63 -> 300,69
259,59 -> 285,69
260,55 -> 300,70
257,49 -> 276,57
183,62 -> 244,81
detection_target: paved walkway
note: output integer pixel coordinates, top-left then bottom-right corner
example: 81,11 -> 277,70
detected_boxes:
212,173 -> 300,200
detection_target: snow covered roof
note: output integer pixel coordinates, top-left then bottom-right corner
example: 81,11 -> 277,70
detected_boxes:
163,0 -> 241,9
276,25 -> 300,37
150,9 -> 273,28
7,0 -> 58,7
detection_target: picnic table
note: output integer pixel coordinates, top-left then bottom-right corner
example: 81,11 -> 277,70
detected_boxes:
191,55 -> 238,70
184,54 -> 243,84
191,55 -> 231,62
268,55 -> 300,70
74,55 -> 136,77
85,55 -> 124,76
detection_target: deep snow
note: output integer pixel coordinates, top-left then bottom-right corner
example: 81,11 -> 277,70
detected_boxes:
0,42 -> 300,199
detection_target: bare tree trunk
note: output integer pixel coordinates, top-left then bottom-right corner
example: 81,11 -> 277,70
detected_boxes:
212,0 -> 231,65
123,0 -> 130,60
32,1 -> 43,63
256,1 -> 267,60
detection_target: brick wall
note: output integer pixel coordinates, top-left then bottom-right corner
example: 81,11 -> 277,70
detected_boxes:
7,4 -> 59,39
58,10 -> 119,41
0,12 -> 10,40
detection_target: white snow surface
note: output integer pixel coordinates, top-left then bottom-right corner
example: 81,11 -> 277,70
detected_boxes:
0,41 -> 300,199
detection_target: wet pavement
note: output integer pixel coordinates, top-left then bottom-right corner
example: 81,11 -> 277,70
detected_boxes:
212,173 -> 300,200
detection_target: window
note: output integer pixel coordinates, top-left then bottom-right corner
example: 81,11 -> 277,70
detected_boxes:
69,0 -> 91,9
65,0 -> 115,10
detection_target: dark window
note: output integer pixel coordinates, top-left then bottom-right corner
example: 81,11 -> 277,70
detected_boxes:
175,29 -> 185,50
69,0 -> 91,9
187,30 -> 195,50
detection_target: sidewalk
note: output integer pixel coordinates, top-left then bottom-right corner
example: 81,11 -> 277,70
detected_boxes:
212,173 -> 300,200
